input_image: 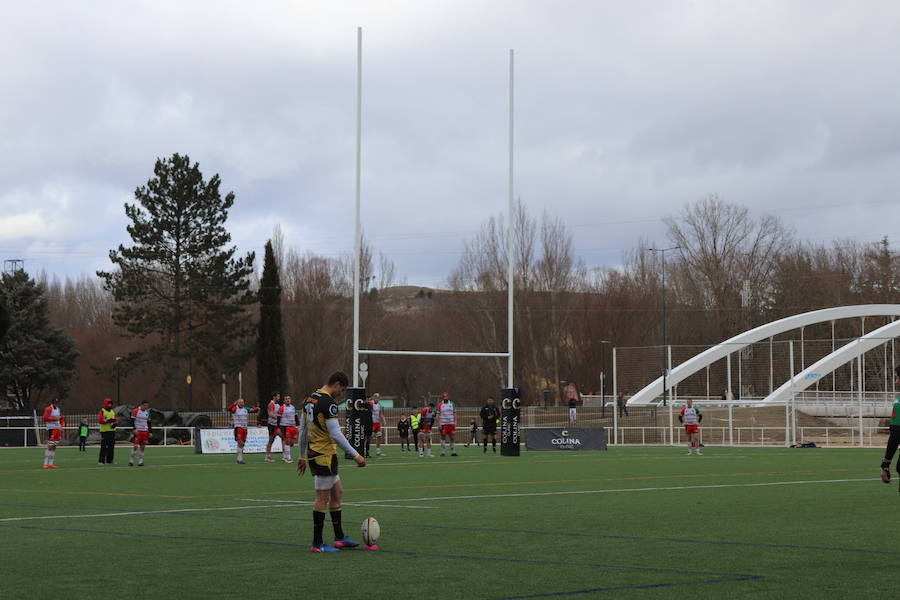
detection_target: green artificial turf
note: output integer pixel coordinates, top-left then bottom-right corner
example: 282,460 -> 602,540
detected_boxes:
0,443 -> 894,599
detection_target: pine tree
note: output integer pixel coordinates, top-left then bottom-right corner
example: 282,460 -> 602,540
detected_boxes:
256,240 -> 288,410
98,153 -> 256,409
0,270 -> 78,409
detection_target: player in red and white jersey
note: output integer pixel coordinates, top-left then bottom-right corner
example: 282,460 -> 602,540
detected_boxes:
418,403 -> 436,458
278,395 -> 299,463
265,391 -> 283,462
370,394 -> 385,457
436,392 -> 458,457
41,397 -> 63,469
679,399 -> 703,455
129,400 -> 152,467
227,397 -> 259,464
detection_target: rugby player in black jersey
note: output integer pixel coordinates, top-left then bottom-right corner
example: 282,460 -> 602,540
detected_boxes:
480,396 -> 500,453
297,371 -> 366,552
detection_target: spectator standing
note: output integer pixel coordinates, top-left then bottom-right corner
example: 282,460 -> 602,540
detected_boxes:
97,398 -> 118,465
78,419 -> 89,451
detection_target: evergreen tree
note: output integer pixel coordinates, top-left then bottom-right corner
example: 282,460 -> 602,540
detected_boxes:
98,153 -> 256,409
256,240 -> 288,410
0,270 -> 78,409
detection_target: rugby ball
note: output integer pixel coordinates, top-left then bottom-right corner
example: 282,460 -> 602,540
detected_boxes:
361,516 -> 380,546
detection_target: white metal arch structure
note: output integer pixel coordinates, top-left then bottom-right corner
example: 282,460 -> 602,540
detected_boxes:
626,304 -> 900,406
761,318 -> 900,405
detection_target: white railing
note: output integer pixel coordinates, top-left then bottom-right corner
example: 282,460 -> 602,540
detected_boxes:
0,426 -> 196,448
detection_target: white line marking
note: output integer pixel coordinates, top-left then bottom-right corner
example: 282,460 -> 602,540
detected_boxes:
367,460 -> 486,467
349,478 -> 878,504
237,498 -> 434,509
0,503 -> 295,523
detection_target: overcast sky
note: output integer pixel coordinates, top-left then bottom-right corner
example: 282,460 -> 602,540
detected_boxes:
2,1 -> 900,287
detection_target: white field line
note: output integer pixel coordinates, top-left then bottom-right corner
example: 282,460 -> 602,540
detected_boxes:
237,498 -> 434,509
0,478 -> 874,523
346,478 -> 877,504
0,503 -> 296,523
367,460 -> 486,466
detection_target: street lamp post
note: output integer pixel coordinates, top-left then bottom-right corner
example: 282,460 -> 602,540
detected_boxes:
648,247 -> 681,406
115,356 -> 123,405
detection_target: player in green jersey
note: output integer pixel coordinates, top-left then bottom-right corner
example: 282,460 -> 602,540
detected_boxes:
880,365 -> 900,487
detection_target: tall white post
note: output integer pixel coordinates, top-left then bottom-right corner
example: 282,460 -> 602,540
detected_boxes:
831,320 -> 836,397
728,403 -> 734,446
858,345 -> 864,448
352,27 -> 363,387
612,347 -> 618,444
706,365 -> 710,400
726,353 -> 732,397
667,345 -> 674,445
789,340 -> 795,446
506,48 -> 515,389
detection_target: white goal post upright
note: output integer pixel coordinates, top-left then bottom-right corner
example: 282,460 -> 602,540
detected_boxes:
351,30 -> 516,388
352,26 -> 363,387
506,48 -> 514,389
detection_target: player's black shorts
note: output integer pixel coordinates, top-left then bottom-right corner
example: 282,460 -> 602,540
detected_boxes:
364,425 -> 373,437
267,424 -> 281,436
483,423 -> 497,435
309,453 -> 338,477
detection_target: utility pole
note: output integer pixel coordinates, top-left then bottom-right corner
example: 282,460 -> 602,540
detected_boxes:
648,247 -> 680,406
115,356 -> 123,405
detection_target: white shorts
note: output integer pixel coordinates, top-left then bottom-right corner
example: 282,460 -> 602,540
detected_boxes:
569,408 -> 577,420
314,474 -> 341,491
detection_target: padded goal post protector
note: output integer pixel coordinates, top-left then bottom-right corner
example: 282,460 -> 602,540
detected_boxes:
500,387 -> 521,456
344,387 -> 366,459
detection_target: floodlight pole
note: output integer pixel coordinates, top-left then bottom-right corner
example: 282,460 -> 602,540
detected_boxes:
507,48 -> 514,389
353,26 -> 362,387
649,246 -> 680,406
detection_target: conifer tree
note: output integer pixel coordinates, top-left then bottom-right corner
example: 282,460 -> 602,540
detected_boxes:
0,269 -> 78,409
256,240 -> 288,410
98,153 -> 256,409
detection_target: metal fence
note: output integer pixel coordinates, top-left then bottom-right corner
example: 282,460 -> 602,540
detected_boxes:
4,400 -> 894,449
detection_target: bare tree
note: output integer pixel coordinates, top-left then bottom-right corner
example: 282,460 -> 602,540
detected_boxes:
665,194 -> 792,338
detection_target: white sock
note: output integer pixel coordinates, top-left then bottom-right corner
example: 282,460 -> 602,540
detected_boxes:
49,450 -> 55,465
440,439 -> 446,452
284,447 -> 291,461
450,441 -> 455,452
237,447 -> 244,460
130,448 -> 136,461
43,449 -> 49,465
138,450 -> 144,463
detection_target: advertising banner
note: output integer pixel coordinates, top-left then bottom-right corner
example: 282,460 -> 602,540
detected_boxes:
524,427 -> 607,451
196,427 -> 282,454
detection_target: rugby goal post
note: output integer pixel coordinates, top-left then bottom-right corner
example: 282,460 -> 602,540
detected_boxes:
349,30 -> 520,454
